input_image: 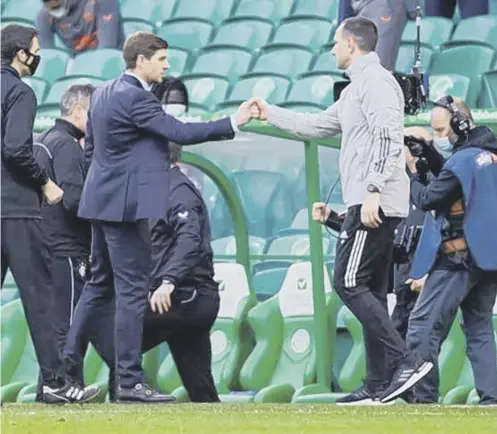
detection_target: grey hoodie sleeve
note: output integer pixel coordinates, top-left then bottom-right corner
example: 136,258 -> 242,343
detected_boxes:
362,77 -> 405,191
267,101 -> 342,139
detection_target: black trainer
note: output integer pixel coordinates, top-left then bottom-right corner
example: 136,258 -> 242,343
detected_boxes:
115,383 -> 176,404
336,386 -> 377,406
379,360 -> 433,403
43,383 -> 100,404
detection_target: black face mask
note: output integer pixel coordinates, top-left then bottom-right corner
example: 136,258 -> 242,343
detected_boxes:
20,51 -> 41,76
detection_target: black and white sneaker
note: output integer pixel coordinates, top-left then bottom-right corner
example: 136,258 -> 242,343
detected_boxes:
379,361 -> 433,403
43,383 -> 100,404
336,387 -> 376,406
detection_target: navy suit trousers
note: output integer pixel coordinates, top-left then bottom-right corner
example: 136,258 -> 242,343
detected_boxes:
64,220 -> 151,388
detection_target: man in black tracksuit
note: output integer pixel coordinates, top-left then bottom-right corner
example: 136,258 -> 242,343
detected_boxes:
63,143 -> 221,403
33,84 -> 95,394
0,24 -> 75,400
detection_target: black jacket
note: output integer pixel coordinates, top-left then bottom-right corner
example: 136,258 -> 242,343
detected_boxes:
149,166 -> 218,292
1,64 -> 48,218
33,119 -> 91,256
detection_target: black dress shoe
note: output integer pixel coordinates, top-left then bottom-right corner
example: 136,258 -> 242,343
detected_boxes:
115,383 -> 176,404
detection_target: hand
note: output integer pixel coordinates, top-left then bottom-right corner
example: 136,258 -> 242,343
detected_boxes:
406,274 -> 428,293
312,202 -> 332,224
361,192 -> 382,228
149,281 -> 175,314
42,179 -> 64,205
234,101 -> 258,127
247,97 -> 269,121
404,146 -> 418,173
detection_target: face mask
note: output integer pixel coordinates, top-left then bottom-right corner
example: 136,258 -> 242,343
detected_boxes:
433,137 -> 453,160
162,104 -> 186,117
47,0 -> 68,18
20,51 -> 41,76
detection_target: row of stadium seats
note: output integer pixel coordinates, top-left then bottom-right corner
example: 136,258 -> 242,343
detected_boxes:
2,262 -> 496,404
23,44 -> 497,113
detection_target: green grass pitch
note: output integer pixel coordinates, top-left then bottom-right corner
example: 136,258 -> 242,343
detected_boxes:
2,404 -> 497,434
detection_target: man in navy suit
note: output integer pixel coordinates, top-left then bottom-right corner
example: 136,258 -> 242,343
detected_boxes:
60,31 -> 255,404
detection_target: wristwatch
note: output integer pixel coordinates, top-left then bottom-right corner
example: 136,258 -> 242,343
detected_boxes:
367,184 -> 380,193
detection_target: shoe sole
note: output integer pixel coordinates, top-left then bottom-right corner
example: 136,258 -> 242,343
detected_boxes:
115,398 -> 176,404
336,398 -> 375,406
380,362 -> 434,403
44,388 -> 100,405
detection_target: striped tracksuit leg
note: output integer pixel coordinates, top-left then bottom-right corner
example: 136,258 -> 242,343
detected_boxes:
333,205 -> 409,393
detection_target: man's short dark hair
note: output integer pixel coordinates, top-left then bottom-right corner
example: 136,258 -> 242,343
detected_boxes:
60,84 -> 96,116
169,143 -> 182,165
341,17 -> 378,53
122,32 -> 168,70
1,24 -> 38,64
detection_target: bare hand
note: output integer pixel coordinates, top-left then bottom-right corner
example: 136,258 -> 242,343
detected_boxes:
406,274 -> 428,293
404,146 -> 418,173
149,281 -> 175,314
312,202 -> 332,224
247,97 -> 269,121
361,192 -> 382,228
42,179 -> 64,205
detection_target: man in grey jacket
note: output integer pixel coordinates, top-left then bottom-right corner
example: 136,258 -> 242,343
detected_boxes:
249,17 -> 433,405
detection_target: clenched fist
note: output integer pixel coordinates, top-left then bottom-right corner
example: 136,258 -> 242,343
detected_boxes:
312,202 -> 332,224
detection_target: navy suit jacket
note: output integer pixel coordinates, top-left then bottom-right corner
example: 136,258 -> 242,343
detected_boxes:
78,74 -> 235,222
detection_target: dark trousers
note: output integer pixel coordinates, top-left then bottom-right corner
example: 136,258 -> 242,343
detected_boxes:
406,253 -> 497,404
1,218 -> 62,388
392,262 -> 419,342
424,0 -> 489,19
64,220 -> 151,389
333,206 -> 408,393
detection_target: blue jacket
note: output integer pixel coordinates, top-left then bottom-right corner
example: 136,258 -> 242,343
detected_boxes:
78,74 -> 234,222
409,127 -> 497,278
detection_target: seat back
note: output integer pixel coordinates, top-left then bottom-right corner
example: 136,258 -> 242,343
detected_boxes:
429,74 -> 473,106
34,49 -> 71,84
451,16 -> 497,51
225,73 -> 291,105
213,18 -> 274,50
156,19 -> 214,51
182,74 -> 230,110
234,0 -> 294,21
252,44 -> 313,77
479,70 -> 497,108
192,46 -> 252,82
173,0 -> 235,24
120,0 -> 176,23
272,18 -> 334,49
66,49 -> 126,80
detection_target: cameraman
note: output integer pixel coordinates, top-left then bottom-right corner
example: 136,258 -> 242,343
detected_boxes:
405,97 -> 497,405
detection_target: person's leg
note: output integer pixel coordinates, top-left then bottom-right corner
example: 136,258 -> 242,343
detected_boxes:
357,0 -> 407,70
1,219 -> 62,388
460,268 -> 497,405
424,0 -> 457,18
102,220 -> 151,389
391,263 -> 419,342
407,259 -> 470,403
458,0 -> 489,18
333,206 -> 408,401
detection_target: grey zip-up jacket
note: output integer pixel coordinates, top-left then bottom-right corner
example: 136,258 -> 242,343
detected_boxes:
267,52 -> 409,218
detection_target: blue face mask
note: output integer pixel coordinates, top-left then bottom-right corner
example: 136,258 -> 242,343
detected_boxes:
433,137 -> 453,160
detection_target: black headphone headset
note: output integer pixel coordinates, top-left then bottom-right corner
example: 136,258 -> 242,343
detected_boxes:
433,95 -> 471,137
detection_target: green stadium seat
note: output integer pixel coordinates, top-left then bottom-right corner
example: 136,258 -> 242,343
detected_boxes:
251,264 -> 289,301
191,46 -> 252,82
221,73 -> 291,106
252,44 -> 313,78
120,0 -> 176,24
291,0 -> 339,21
181,73 -> 230,111
428,74 -> 475,107
430,42 -> 496,79
284,72 -> 345,108
173,0 -> 235,25
167,47 -> 191,77
479,70 -> 497,108
311,49 -> 341,73
36,103 -> 61,119
21,77 -> 49,103
210,17 -> 274,50
451,16 -> 497,51
66,49 -> 125,80
233,0 -> 295,22
34,48 -> 71,84
157,19 -> 214,52
402,17 -> 453,47
395,42 -> 433,74
232,170 -> 295,239
211,235 -> 266,256
122,19 -> 155,39
2,0 -> 38,23
43,76 -> 105,104
156,263 -> 257,400
271,17 -> 334,50
1,18 -> 35,29
219,262 -> 337,403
